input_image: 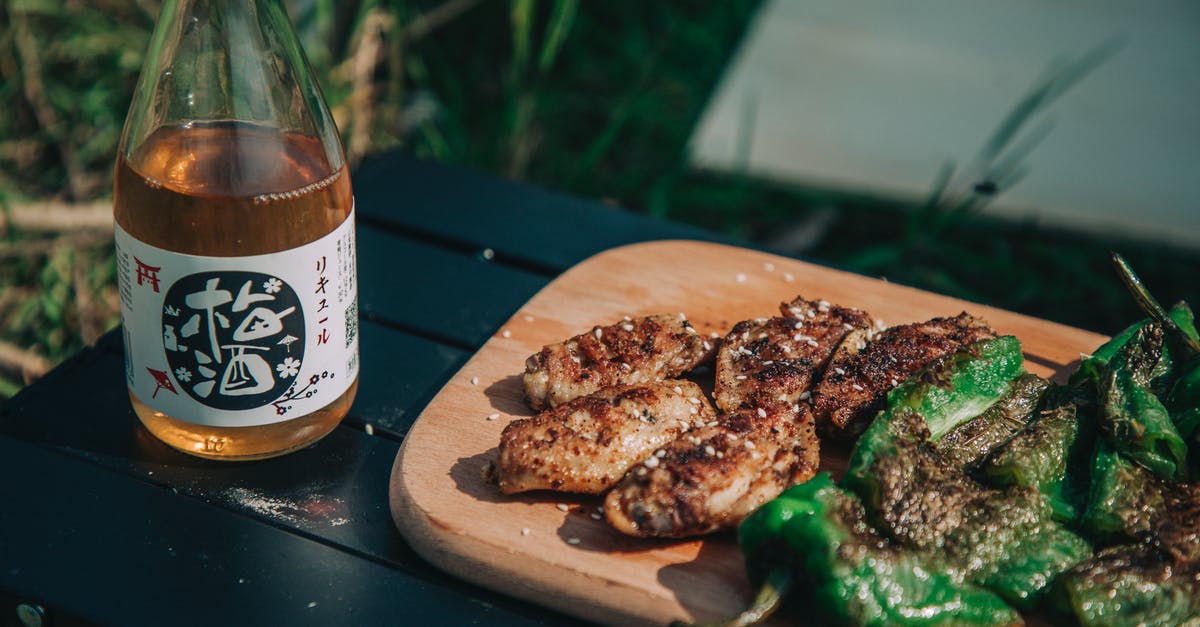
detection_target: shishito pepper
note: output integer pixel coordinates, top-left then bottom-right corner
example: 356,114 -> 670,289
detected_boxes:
935,373 -> 1050,470
1098,323 -> 1189,482
982,390 -> 1096,522
732,474 -> 1021,627
845,335 -> 1025,504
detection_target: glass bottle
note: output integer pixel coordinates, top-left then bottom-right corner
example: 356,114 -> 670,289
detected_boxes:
113,0 -> 358,460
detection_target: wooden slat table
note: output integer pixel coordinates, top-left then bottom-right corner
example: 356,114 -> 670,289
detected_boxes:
0,153 -> 729,626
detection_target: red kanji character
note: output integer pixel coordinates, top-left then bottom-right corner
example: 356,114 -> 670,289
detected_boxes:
135,257 -> 162,293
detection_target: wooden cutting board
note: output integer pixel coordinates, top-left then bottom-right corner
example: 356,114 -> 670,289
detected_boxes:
388,240 -> 1108,626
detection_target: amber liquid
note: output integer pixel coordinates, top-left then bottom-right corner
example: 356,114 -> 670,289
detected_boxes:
114,122 -> 357,460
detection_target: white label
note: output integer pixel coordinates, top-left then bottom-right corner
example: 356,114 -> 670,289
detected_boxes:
115,209 -> 359,427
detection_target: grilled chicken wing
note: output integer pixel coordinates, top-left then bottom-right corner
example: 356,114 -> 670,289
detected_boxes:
811,312 -> 997,437
714,297 -> 872,412
604,404 -> 819,538
522,314 -> 715,411
496,380 -> 717,495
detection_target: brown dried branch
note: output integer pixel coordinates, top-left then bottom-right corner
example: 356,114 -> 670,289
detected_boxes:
402,0 -> 486,43
0,338 -> 51,384
9,8 -> 90,201
0,200 -> 113,232
345,8 -> 393,166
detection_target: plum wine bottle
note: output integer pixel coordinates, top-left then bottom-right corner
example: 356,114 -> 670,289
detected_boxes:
114,0 -> 358,460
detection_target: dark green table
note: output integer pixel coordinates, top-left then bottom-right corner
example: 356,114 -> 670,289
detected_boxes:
0,153 -> 730,626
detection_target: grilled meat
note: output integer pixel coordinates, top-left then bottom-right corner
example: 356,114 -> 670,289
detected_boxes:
603,404 -> 819,538
812,312 -> 997,437
496,380 -> 717,495
522,314 -> 714,411
714,297 -> 872,413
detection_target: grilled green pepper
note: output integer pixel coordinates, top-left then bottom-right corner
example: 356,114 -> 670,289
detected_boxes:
1098,324 -> 1189,482
733,474 -> 1021,627
846,335 -> 1025,501
1058,544 -> 1200,626
1071,301 -> 1198,388
936,373 -> 1050,470
982,392 -> 1096,522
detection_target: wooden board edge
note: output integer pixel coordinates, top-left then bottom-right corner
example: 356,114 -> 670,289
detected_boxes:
389,435 -> 688,626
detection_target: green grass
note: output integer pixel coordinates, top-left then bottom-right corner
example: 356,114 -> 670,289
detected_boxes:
1,0 -> 1196,399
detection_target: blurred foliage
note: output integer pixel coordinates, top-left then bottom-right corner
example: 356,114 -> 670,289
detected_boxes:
0,0 -> 1197,400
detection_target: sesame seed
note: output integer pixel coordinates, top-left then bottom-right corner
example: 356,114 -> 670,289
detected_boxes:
807,339 -> 819,347
594,328 -> 603,340
736,375 -> 748,380
556,503 -> 569,512
763,262 -> 775,271
792,333 -> 803,342
736,273 -> 747,283
703,341 -> 712,351
621,324 -> 634,331
673,385 -> 683,394
521,527 -> 530,536
834,367 -> 846,375
567,538 -> 581,545
751,451 -> 762,459
621,363 -> 632,371
689,407 -> 698,415
793,321 -> 804,329
799,391 -> 812,400
808,310 -> 816,318
523,314 -> 535,322
705,445 -> 716,456
708,420 -> 720,428
591,513 -> 602,520
486,413 -> 500,421
745,441 -> 756,449
852,384 -> 864,391
689,397 -> 701,405
597,506 -> 604,513
757,408 -> 767,418
875,319 -> 887,330
643,456 -> 660,468
471,376 -> 479,386
679,420 -> 690,430
763,360 -> 774,365
783,273 -> 795,282
716,452 -> 724,459
656,449 -> 666,457
728,434 -> 739,441
365,423 -> 375,435
678,312 -> 687,320
710,332 -> 721,339
481,248 -> 495,260
501,329 -> 511,338
623,316 -> 632,321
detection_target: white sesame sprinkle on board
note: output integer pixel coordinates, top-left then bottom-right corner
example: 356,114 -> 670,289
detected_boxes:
521,527 -> 530,536
875,319 -> 887,330
486,413 -> 500,421
623,315 -> 632,321
470,376 -> 479,386
783,272 -> 795,282
763,262 -> 775,271
501,329 -> 511,338
736,273 -> 747,283
678,312 -> 687,320
365,423 -> 374,436
482,248 -> 495,260
523,314 -> 535,322
556,503 -> 569,512
710,331 -> 721,339
567,538 -> 581,545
